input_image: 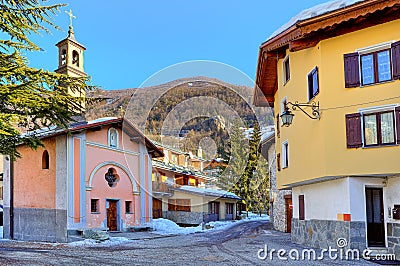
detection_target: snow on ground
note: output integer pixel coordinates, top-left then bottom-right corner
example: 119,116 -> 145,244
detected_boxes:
67,212 -> 269,246
206,212 -> 270,231
148,212 -> 269,235
242,212 -> 270,221
149,218 -> 203,235
68,237 -> 132,247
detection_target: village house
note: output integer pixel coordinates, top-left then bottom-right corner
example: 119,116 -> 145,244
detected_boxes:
254,0 -> 400,257
152,142 -> 241,225
2,26 -> 163,242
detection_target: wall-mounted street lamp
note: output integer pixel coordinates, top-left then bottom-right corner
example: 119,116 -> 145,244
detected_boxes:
280,101 -> 320,127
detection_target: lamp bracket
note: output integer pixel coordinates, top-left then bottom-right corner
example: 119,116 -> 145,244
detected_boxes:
287,101 -> 320,120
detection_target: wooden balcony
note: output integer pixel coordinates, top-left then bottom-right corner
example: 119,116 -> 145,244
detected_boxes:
152,181 -> 171,194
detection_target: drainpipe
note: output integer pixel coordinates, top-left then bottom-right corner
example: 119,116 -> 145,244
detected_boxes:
9,157 -> 14,239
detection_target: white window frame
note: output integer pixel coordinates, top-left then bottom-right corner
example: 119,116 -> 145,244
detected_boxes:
356,41 -> 396,87
358,104 -> 399,147
282,140 -> 289,169
356,41 -> 394,55
108,127 -> 119,148
282,55 -> 290,85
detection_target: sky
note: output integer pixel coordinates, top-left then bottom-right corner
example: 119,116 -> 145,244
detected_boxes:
25,0 -> 333,90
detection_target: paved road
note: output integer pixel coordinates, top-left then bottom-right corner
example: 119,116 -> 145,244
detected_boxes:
0,221 -> 378,265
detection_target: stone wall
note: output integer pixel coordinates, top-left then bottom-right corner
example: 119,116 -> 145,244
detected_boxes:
6,207 -> 67,242
264,143 -> 292,232
292,218 -> 366,251
387,223 -> 400,258
349,221 -> 366,251
271,190 -> 291,232
163,211 -> 205,225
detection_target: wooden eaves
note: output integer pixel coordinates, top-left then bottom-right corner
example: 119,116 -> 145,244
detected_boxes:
254,0 -> 400,107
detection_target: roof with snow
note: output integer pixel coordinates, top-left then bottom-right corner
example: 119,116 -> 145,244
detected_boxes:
268,0 -> 363,40
261,130 -> 275,144
173,185 -> 241,200
152,160 -> 213,181
254,0 -> 400,107
20,117 -> 163,157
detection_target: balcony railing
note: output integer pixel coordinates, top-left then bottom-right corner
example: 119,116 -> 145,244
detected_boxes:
152,181 -> 171,194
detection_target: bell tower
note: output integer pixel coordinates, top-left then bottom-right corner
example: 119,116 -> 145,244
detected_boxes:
55,9 -> 87,100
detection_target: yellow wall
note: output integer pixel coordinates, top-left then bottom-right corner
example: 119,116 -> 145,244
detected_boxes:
164,191 -> 237,218
168,191 -> 205,213
275,19 -> 400,188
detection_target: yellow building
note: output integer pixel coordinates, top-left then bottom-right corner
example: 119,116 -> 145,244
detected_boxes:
254,0 -> 400,256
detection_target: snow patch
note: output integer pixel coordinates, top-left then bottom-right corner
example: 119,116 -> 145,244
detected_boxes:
68,237 -> 132,247
149,214 -> 270,235
242,212 -> 270,221
148,218 -> 203,235
269,0 -> 363,39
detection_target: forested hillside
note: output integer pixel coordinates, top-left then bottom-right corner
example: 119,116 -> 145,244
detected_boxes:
86,77 -> 272,158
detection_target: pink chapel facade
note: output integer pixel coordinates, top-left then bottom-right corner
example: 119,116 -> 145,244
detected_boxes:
2,26 -> 163,242
3,118 -> 163,242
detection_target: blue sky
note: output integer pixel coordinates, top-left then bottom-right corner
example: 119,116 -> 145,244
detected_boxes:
26,0 -> 331,90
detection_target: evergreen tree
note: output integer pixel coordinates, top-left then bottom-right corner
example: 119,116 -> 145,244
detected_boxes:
215,119 -> 270,212
0,0 -> 91,159
217,119 -> 248,199
250,155 -> 270,212
241,122 -> 261,210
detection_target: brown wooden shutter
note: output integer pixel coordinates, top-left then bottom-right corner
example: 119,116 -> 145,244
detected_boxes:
344,52 -> 360,88
299,195 -> 305,220
392,41 -> 400,79
277,153 -> 281,172
396,106 -> 400,144
345,113 -> 362,148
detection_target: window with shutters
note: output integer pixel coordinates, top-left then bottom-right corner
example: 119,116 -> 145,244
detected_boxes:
209,201 -> 220,214
345,105 -> 400,148
307,67 -> 319,101
226,203 -> 234,215
344,40 -> 400,88
299,195 -> 305,220
361,50 -> 391,85
283,56 -> 290,84
168,199 -> 191,212
363,111 -> 395,146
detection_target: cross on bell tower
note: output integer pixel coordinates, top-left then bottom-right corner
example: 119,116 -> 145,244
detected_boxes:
55,9 -> 86,77
55,9 -> 87,108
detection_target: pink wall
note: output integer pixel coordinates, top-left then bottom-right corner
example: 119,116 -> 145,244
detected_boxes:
86,164 -> 140,228
14,138 -> 56,209
85,125 -> 139,152
85,126 -> 143,228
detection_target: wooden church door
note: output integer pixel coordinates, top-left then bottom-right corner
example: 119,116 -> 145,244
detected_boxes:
107,200 -> 118,231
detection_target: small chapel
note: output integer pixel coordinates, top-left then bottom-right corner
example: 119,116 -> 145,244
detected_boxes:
2,19 -> 162,242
